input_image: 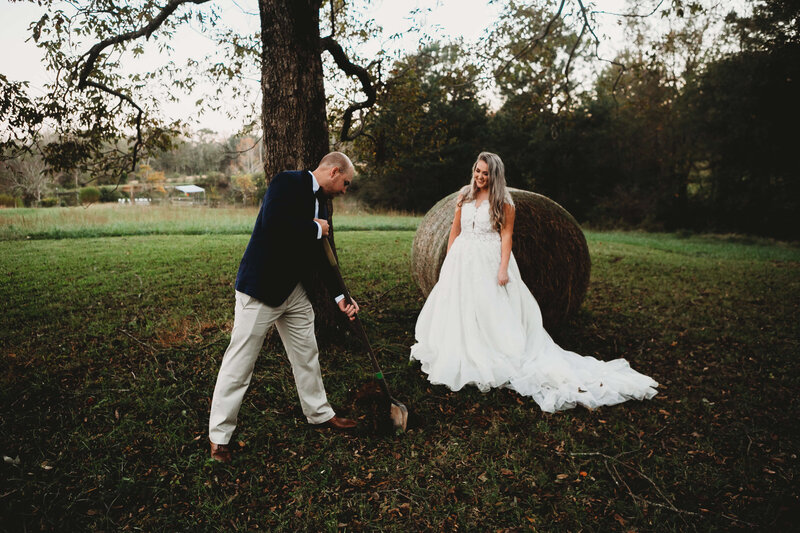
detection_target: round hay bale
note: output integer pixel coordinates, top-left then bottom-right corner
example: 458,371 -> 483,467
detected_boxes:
411,188 -> 591,329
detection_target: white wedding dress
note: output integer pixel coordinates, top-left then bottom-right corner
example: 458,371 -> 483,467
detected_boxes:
410,200 -> 658,412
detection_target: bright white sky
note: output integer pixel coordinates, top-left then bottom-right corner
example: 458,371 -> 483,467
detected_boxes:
1,0 -> 639,136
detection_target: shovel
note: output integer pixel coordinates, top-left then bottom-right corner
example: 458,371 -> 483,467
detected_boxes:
322,237 -> 409,433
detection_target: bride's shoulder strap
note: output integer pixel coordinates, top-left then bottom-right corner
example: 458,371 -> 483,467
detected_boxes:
503,191 -> 515,207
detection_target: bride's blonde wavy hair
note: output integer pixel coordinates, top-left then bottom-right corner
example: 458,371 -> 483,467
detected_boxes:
458,151 -> 513,232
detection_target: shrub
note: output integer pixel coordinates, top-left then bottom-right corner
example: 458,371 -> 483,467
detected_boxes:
79,186 -> 101,204
40,197 -> 59,208
99,186 -> 123,203
60,192 -> 79,207
0,193 -> 18,208
253,171 -> 267,201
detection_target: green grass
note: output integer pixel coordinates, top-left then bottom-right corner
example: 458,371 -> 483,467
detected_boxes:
0,204 -> 421,240
1,214 -> 798,531
586,230 -> 800,262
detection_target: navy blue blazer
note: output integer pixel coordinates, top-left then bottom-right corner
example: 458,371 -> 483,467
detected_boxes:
234,170 -> 338,307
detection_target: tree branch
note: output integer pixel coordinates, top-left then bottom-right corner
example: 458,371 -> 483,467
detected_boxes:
231,0 -> 258,17
329,0 -> 336,37
576,0 -> 628,97
593,0 -> 666,19
78,0 -> 211,90
320,36 -> 377,142
82,78 -> 144,171
495,0 -> 567,79
568,450 -> 758,528
559,21 -> 588,102
224,135 -> 264,156
76,0 -> 211,171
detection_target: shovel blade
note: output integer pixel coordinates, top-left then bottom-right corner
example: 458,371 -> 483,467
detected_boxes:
390,402 -> 408,433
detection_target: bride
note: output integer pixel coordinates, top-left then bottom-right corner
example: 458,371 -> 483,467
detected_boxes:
410,152 -> 658,412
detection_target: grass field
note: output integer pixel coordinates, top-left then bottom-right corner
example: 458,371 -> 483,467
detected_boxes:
1,206 -> 798,531
0,203 -> 421,240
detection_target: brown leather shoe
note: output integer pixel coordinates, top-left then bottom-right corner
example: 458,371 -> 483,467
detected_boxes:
210,441 -> 232,463
315,415 -> 357,431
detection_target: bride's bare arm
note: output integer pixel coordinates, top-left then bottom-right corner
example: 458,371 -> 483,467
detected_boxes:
498,203 -> 515,286
446,194 -> 464,253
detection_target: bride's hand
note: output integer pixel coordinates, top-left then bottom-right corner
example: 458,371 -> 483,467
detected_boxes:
498,269 -> 509,286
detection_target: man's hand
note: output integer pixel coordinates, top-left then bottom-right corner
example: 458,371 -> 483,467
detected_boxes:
337,298 -> 359,321
315,218 -> 330,236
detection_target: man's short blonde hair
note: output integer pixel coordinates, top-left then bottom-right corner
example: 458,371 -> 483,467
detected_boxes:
319,152 -> 353,175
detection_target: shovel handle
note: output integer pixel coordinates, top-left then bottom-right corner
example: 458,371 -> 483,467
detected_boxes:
322,237 -> 354,306
321,237 -> 399,401
322,237 -> 339,268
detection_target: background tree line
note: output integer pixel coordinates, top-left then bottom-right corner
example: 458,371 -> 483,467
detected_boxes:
0,131 -> 267,207
351,0 -> 798,239
1,1 -> 796,239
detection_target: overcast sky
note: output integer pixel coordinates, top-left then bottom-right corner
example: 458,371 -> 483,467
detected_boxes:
1,0 -> 635,136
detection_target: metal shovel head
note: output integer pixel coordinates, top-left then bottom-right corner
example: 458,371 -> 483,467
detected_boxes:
390,401 -> 409,433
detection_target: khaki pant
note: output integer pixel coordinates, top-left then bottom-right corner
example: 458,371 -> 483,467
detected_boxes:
209,285 -> 335,444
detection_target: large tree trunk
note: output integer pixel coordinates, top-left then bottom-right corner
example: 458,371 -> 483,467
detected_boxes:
258,0 -> 343,342
259,0 -> 329,177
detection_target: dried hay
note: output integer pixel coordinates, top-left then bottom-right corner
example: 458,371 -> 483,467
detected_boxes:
411,188 -> 591,328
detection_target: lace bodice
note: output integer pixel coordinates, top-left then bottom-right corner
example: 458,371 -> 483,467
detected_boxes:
460,200 -> 499,242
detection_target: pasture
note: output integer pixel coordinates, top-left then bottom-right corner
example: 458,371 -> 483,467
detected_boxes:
1,205 -> 798,531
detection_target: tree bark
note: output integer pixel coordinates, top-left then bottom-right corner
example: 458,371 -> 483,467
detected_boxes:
257,0 -> 343,342
258,0 -> 329,177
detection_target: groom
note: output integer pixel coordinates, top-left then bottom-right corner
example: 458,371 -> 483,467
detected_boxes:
209,152 -> 359,463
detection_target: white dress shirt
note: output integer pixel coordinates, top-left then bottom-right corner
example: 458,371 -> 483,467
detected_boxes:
309,171 -> 344,304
